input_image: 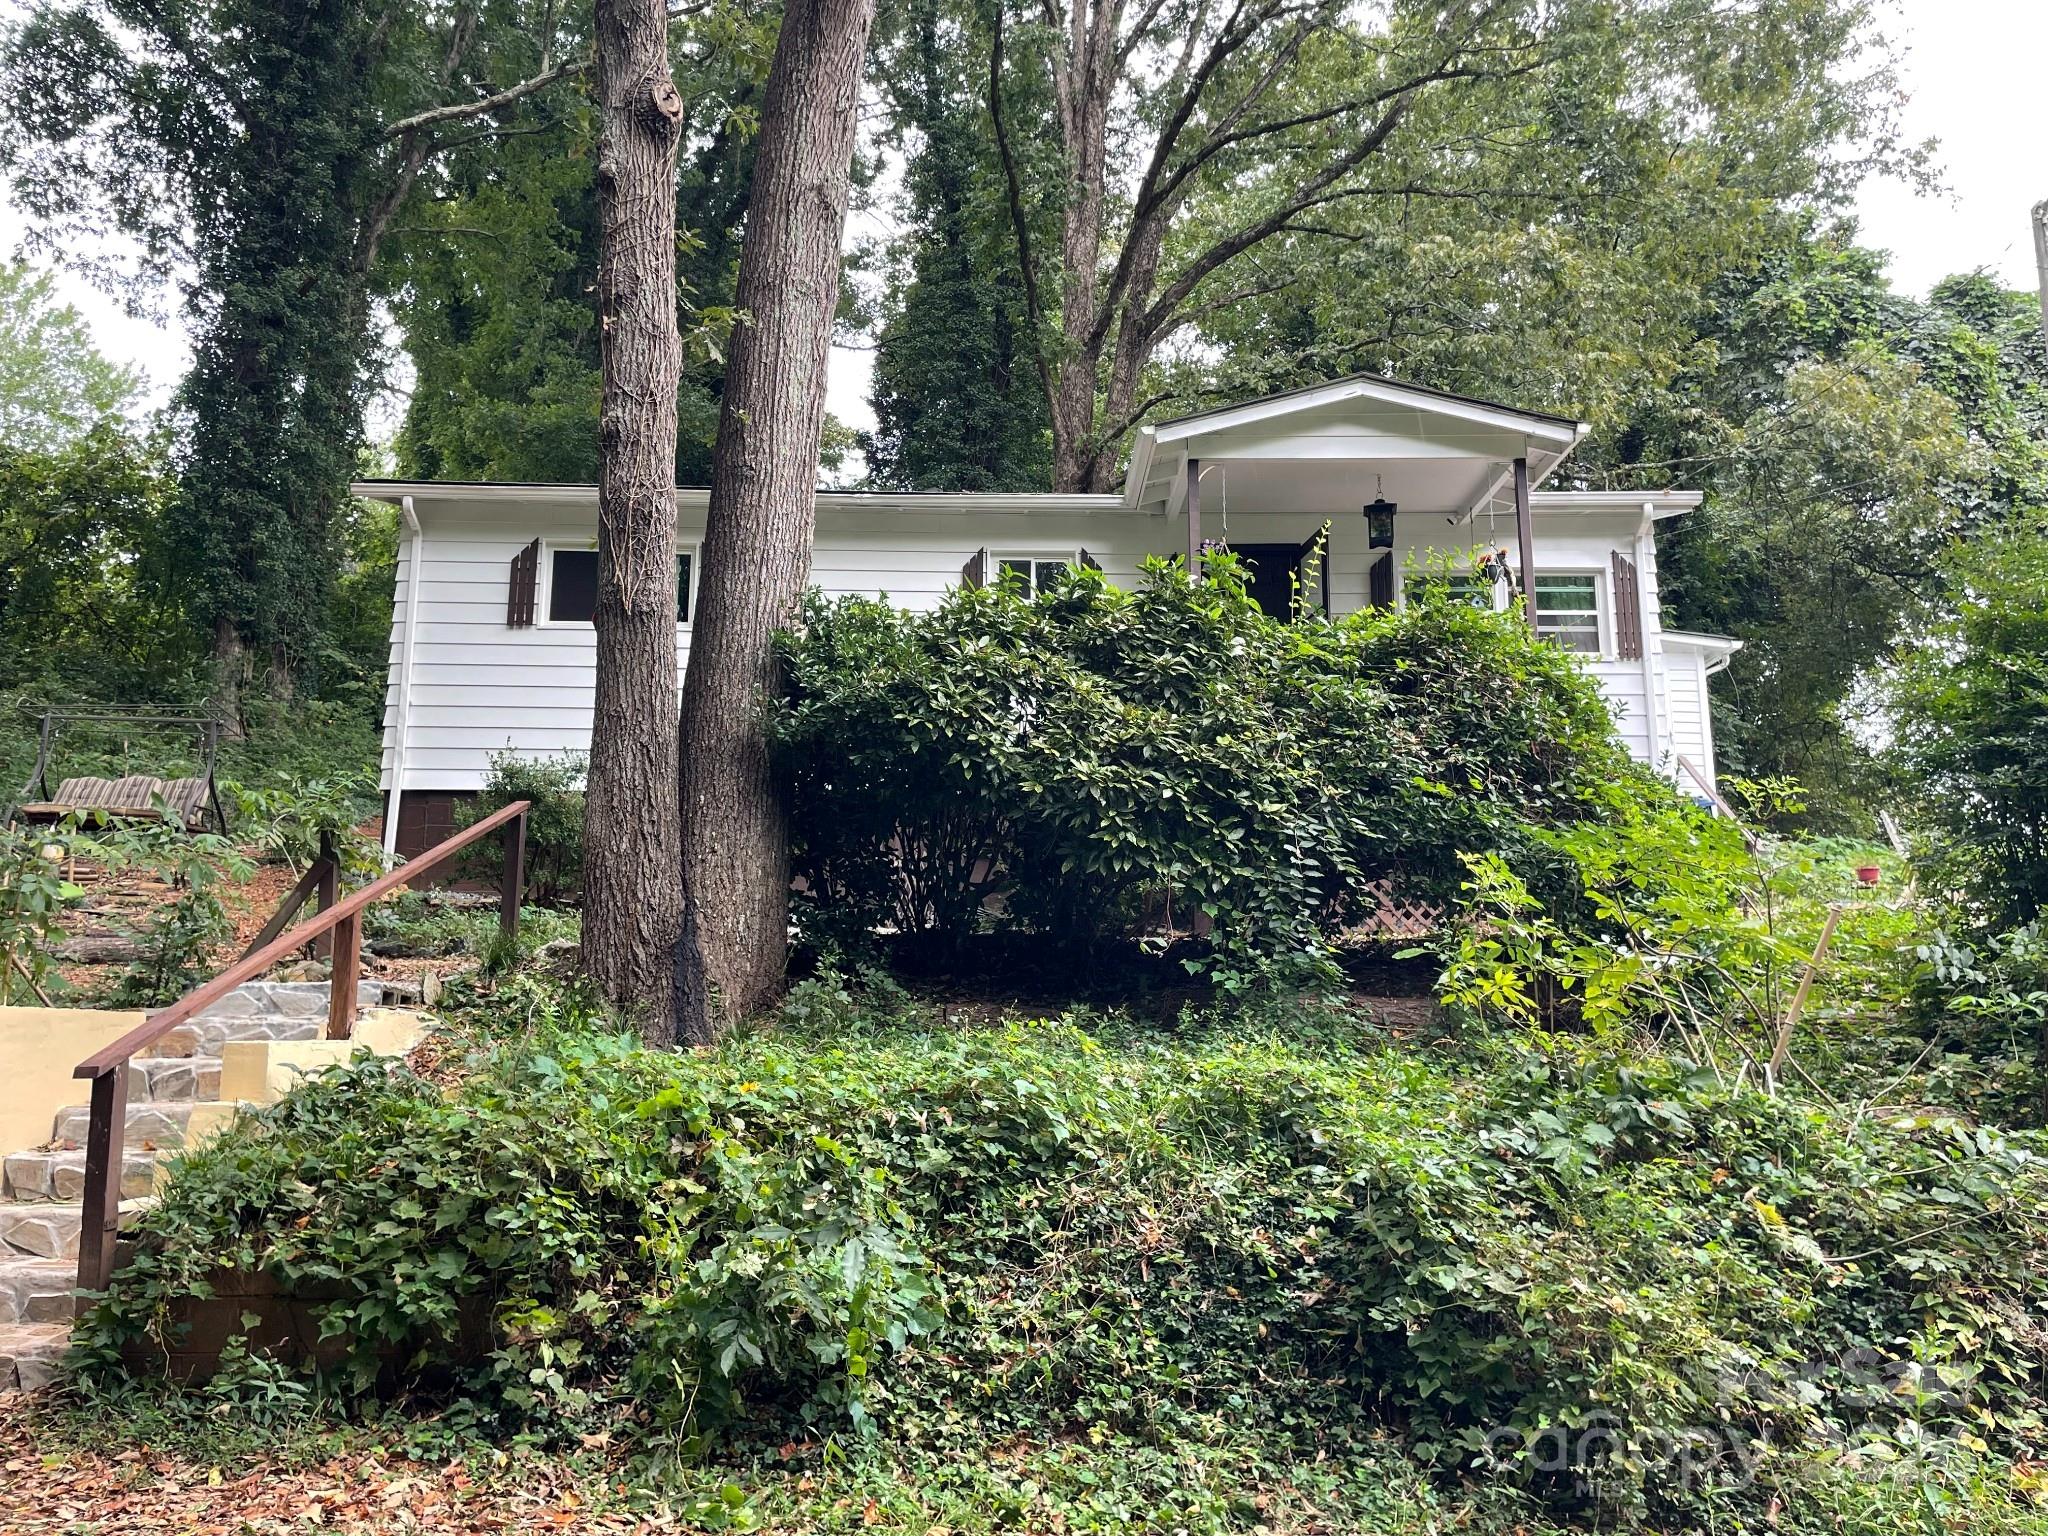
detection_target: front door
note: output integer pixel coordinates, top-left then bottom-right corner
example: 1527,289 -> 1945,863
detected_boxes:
1234,543 -> 1305,619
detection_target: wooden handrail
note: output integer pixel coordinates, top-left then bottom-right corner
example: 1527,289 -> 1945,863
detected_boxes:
71,799 -> 531,1300
72,800 -> 530,1080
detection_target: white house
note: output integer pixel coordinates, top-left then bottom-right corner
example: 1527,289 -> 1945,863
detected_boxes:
357,374 -> 1739,857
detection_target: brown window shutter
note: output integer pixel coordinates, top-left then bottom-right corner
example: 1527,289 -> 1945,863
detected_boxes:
1078,548 -> 1102,572
1612,550 -> 1643,659
961,548 -> 990,589
507,539 -> 540,627
1369,551 -> 1393,610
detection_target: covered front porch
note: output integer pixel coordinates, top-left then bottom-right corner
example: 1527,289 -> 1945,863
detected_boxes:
1122,374 -> 1587,621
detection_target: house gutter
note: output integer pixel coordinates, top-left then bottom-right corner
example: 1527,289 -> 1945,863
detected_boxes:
1636,508 -> 1663,772
381,495 -> 425,864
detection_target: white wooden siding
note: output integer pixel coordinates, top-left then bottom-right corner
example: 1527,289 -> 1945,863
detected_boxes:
381,493 -> 1685,791
1661,645 -> 1722,788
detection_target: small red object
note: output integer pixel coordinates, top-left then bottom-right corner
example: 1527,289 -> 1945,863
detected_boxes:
1855,865 -> 1881,886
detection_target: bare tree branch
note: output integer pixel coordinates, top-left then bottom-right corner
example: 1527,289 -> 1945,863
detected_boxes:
1141,94 -> 1413,337
382,54 -> 590,141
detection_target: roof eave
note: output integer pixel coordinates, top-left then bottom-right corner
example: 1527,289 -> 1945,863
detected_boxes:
1151,372 -> 1585,441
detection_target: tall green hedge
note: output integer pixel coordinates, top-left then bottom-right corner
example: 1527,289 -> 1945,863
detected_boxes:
772,557 -> 1642,982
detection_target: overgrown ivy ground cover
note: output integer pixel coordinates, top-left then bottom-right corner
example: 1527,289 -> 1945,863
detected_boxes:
75,968 -> 2048,1530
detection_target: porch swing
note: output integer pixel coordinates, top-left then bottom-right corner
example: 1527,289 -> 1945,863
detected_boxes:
10,704 -> 230,833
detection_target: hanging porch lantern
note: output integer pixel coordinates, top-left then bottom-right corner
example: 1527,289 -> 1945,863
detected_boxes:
1364,474 -> 1396,548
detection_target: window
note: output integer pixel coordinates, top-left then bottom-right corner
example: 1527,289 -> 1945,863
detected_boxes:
1534,573 -> 1600,653
543,545 -> 696,624
547,548 -> 599,623
996,555 -> 1071,594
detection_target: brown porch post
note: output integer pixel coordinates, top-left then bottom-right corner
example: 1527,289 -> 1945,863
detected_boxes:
1185,456 -> 1202,577
1513,455 -> 1537,632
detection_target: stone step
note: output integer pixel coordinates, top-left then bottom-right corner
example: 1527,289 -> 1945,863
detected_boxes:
194,980 -> 383,1025
147,1012 -> 322,1058
0,1255 -> 74,1324
0,1321 -> 69,1391
3,1147 -> 158,1203
0,1199 -> 151,1261
50,1099 -> 194,1152
142,981 -> 385,1059
130,1054 -> 223,1102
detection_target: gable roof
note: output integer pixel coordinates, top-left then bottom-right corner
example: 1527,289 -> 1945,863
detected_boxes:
1149,372 -> 1583,436
1123,372 -> 1589,517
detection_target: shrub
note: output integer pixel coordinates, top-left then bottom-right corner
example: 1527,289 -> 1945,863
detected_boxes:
225,769 -> 382,880
1889,521 -> 2048,927
458,751 -> 585,906
0,813 -> 249,1007
82,991 -> 935,1433
0,820 -> 89,1001
773,559 -> 1640,985
98,819 -> 252,1006
1433,784 -> 1942,1095
1913,921 -> 2048,1127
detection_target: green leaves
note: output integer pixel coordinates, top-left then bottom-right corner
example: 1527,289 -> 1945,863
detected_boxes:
74,971 -> 2048,1511
774,561 -> 1635,983
1891,522 -> 2048,930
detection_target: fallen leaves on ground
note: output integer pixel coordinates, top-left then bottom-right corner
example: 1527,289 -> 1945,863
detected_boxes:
0,1397 -> 670,1534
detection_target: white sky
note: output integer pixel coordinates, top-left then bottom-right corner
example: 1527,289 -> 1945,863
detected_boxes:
5,0 -> 2041,444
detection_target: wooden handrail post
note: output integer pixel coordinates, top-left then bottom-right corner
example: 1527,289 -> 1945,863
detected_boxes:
500,808 -> 527,943
314,829 -> 340,961
75,1067 -> 127,1305
327,909 -> 362,1039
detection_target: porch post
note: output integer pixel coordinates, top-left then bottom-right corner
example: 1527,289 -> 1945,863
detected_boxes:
1185,456 -> 1202,577
1513,455 -> 1537,632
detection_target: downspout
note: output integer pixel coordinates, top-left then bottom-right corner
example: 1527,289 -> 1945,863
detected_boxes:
1636,507 -> 1663,773
381,496 -> 425,864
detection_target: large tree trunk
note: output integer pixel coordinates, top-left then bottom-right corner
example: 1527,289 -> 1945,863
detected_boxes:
583,0 -> 686,1036
673,0 -> 875,1044
1045,0 -> 1114,494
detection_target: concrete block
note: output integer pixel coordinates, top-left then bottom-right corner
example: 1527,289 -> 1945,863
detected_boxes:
219,1040 -> 348,1104
0,1005 -> 148,1171
217,1011 -> 428,1106
354,1007 -> 432,1058
182,1100 -> 251,1150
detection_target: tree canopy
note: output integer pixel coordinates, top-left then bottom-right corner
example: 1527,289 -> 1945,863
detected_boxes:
1,0 -> 592,686
855,0 -> 1918,492
0,262 -> 180,696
